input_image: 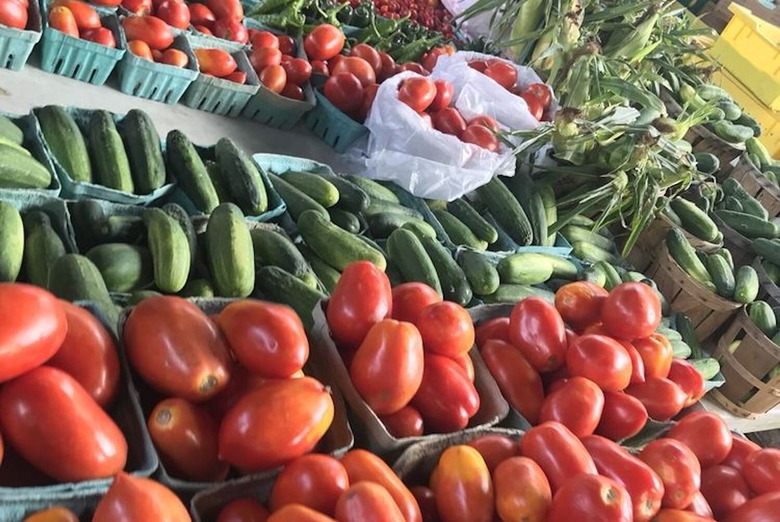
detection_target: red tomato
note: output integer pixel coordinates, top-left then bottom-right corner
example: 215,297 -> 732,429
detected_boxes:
520,92 -> 544,120
668,411 -> 733,467
380,405 -> 424,438
653,509 -> 715,522
0,284 -> 67,384
601,282 -> 662,340
721,436 -> 761,471
548,476 -> 633,522
250,47 -> 282,72
51,0 -> 99,30
431,107 -> 467,137
427,80 -> 454,112
48,6 -> 78,36
483,61 -> 517,90
156,0 -> 189,29
452,352 -> 475,383
554,281 -> 609,332
701,465 -> 750,519
475,317 -> 510,347
622,340 -> 646,384
335,482 -> 406,522
188,3 -> 215,28
0,366 -> 126,482
204,364 -> 267,421
121,15 -> 173,50
281,57 -> 312,86
47,301 -> 120,408
582,435 -> 664,522
566,334 -> 633,392
324,72 -> 364,114
224,70 -> 247,84
377,51 -> 396,81
350,43 -> 382,75
432,445 -> 494,522
468,60 -> 488,73
397,77 -> 437,113
122,0 -> 152,15
219,377 -> 334,471
270,454 -> 349,516
217,498 -> 270,522
391,283 -> 442,324
93,472 -> 189,522
21,507 -> 79,522
332,56 -> 376,87
526,83 -> 552,108
267,505 -> 336,521
250,29 -> 278,50
159,47 -> 188,67
626,377 -> 687,421
81,26 -> 116,47
280,82 -> 304,100
355,82 -> 378,122
688,492 -> 714,517
205,0 -> 242,21
400,62 -> 427,75
304,23 -> 344,61
194,48 -> 238,77
539,376 -> 604,437
277,34 -> 295,55
258,64 -> 285,93
667,359 -> 705,407
519,421 -> 597,493
596,391 -> 648,441
466,434 -> 519,474
327,261 -> 392,349
415,301 -> 474,358
123,296 -> 232,402
633,334 -> 674,379
411,354 -> 479,433
128,39 -> 152,59
743,448 -> 780,495
213,18 -> 248,44
194,24 -> 213,35
639,438 -> 701,509
480,338 -> 543,424
509,297 -> 567,373
420,46 -> 451,72
723,491 -> 780,522
461,124 -> 499,152
493,456 -> 551,521
410,486 -> 438,522
467,115 -> 499,132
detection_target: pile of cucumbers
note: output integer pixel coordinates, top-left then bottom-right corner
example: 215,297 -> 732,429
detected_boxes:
677,83 -> 761,146
665,197 -> 723,244
0,114 -> 54,191
712,178 -> 780,240
559,216 -> 622,265
745,137 -> 780,186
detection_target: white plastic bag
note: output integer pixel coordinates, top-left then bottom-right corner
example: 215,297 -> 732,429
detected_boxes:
362,71 -> 516,202
439,0 -> 494,41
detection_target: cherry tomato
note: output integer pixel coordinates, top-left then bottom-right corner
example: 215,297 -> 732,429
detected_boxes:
721,436 -> 761,471
633,334 -> 674,379
432,445 -> 494,522
324,72 -> 364,114
51,0 -> 99,30
270,454 -> 348,516
81,26 -> 116,47
468,60 -> 488,73
493,456 -> 551,521
120,14 -> 173,50
304,23 -> 344,61
92,473 -> 190,522
509,297 -> 567,373
213,18 -> 248,44
259,64 -> 287,93
278,34 -> 296,55
626,377 -> 687,421
639,438 -> 701,509
554,281 -> 609,332
526,83 -> 552,108
415,301 -> 474,358
431,107 -> 466,137
467,115 -> 499,132
547,474 -> 632,522
205,0 -> 242,21
483,61 -> 517,90
601,282 -> 662,340
566,334 -> 633,392
398,77 -> 437,113
701,465 -> 750,519
22,507 -> 79,522
350,43 -> 382,76
667,359 -> 705,407
194,48 -> 237,77
428,79 -> 454,112
380,405 -> 424,438
281,57 -> 312,86
332,56 -> 376,87
335,482 -> 406,522
122,0 -> 152,15
47,6 -> 78,36
391,282 -> 442,324
156,0 -> 189,30
466,434 -> 519,474
411,354 -> 480,433
475,317 -> 510,347
250,47 -> 282,71
128,40 -> 153,60
216,498 -> 270,522
723,491 -> 780,522
160,48 -> 188,68
596,391 -> 648,441
480,339 -> 543,424
188,3 -> 216,29
461,124 -> 499,152
743,448 -> 780,495
668,411 -> 733,467
520,92 -> 544,120
539,376 -> 604,437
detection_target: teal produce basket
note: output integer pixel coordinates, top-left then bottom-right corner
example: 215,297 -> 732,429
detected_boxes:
0,0 -> 42,71
0,110 -> 61,197
117,34 -> 198,104
304,90 -> 368,153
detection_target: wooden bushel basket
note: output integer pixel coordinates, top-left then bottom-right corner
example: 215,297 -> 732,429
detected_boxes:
685,125 -> 745,175
712,309 -> 780,418
710,212 -> 755,269
729,154 -> 780,218
754,257 -> 780,308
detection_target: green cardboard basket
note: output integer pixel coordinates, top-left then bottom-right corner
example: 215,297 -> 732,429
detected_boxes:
0,110 -> 61,197
0,0 -> 41,71
304,90 -> 368,153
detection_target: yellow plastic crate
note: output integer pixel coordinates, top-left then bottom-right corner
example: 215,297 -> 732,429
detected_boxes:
709,3 -> 780,111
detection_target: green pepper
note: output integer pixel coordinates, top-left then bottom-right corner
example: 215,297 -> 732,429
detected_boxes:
351,1 -> 374,27
336,4 -> 354,23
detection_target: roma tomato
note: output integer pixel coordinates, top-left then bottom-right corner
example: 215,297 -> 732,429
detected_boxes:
335,482 -> 405,522
128,39 -> 153,59
397,77 -> 437,113
509,297 -> 567,373
539,376 -> 604,437
350,319 -> 423,416
468,60 -> 488,73
622,341 -> 646,384
639,438 -> 701,509
480,339 -> 543,424
566,334 -> 633,392
554,281 -> 609,332
667,359 -> 705,407
601,282 -> 662,340
324,71 -> 363,116
519,421 -> 597,493
688,493 -> 714,516
120,15 -> 173,50
377,51 -> 396,81
400,62 -> 427,75
392,283 -> 442,324
429,80 -> 454,112
743,448 -> 780,495
721,436 -> 761,471
411,354 -> 480,433
415,301 -> 474,358
216,498 -> 270,522
653,509 -> 715,522
410,487 -> 439,522
204,364 -> 267,421
701,465 -> 750,519
0,284 -> 67,384
668,411 -> 733,467
475,317 -> 510,347
349,43 -> 381,75
268,505 -> 336,521
340,449 -> 422,522
81,27 -> 115,47
304,23 -> 344,61
633,334 -> 674,379
161,48 -> 188,67
493,457 -> 551,522
483,61 -> 517,89
270,454 -> 349,516
432,446 -> 494,522
468,115 -> 500,132
547,474 -> 632,522
260,65 -> 286,93
466,434 -> 519,474
205,0 -> 242,21
122,0 -> 152,14
355,82 -> 378,122
217,300 -> 308,379
47,300 -> 120,408
51,0 -> 99,30
281,57 -> 312,85
328,261 -> 392,349
0,0 -> 26,29
195,48 -> 238,77
380,405 -> 424,438
332,56 -> 376,87
219,377 -> 334,471
123,296 -> 232,401
213,18 -> 248,44
595,391 -> 648,441
22,507 -> 79,522
0,366 -> 126,483
461,125 -> 499,152
249,29 -> 277,49
156,0 -> 189,29
92,473 -> 190,522
194,25 -> 212,35
723,491 -> 780,522
48,6 -> 78,36
582,435 -> 664,522
278,34 -> 296,55
281,82 -> 304,100
626,377 -> 687,421
147,398 -> 228,482
188,3 -> 215,27
431,107 -> 466,137
520,92 -> 543,120
526,83 -> 552,108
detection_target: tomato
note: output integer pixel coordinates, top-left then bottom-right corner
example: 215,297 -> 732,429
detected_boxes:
47,301 -> 120,408
51,0 -> 99,30
204,364 -> 266,421
468,60 -> 488,73
0,366 -> 126,482
668,411 -> 733,467
304,24 -> 344,61
415,302 -> 474,358
123,296 -> 232,401
639,438 -> 701,509
547,474 -> 632,522
270,454 -> 348,516
159,47 -> 188,67
267,505 -> 336,521
601,282 -> 662,340
378,51 -> 396,81
467,115 -> 499,132
396,77 -> 436,113
554,281 -> 609,332
743,448 -> 780,495
626,376 -> 687,421
539,376 -> 604,437
566,334 -> 632,392
701,465 -> 750,519
461,124 -> 499,152
128,39 -> 153,59
412,354 -> 479,433
195,46 -> 239,76
327,261 -> 392,349
687,491 -> 712,518
278,34 -> 296,55
22,507 -> 79,522
349,43 -> 381,75
219,377 -> 333,471
431,445 -> 494,522
194,25 -> 212,36
281,57 -> 312,86
410,487 -> 439,522
633,334 -> 674,379
427,79 -> 453,112
451,353 -> 475,383
92,473 -> 190,522
156,0 -> 189,29
509,297 -> 567,373
122,0 -> 152,15
619,340 -> 646,384
519,421 -> 597,493
217,498 -> 270,522
475,317 -> 510,347
483,61 -> 517,90
721,436 -> 761,471
420,47 -> 451,72
250,47 -> 281,72
340,449 -> 422,522
335,482 -> 406,522
492,456 -> 551,521
48,6 -> 77,36
121,15 -> 173,50
526,83 -> 552,108
667,360 -> 705,408
214,18 -> 248,44
355,82 -> 378,122
582,435 -> 664,522
281,82 -> 304,100
431,107 -> 467,137
466,434 -> 519,474
205,0 -> 242,21
81,26 -> 116,47
520,92 -> 544,120
324,72 -> 364,114
188,3 -> 215,28
480,338 -> 545,424
332,56 -> 376,88
596,391 -> 648,441
225,70 -> 247,83
400,62 -> 427,75
380,405 -> 424,438
392,283 -> 442,324
258,64 -> 285,93
249,29 -> 278,50
653,509 -> 715,522
723,491 -> 780,522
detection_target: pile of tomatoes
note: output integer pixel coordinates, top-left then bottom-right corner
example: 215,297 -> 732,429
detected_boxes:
467,58 -> 552,121
0,0 -> 29,30
120,0 -> 248,43
122,296 -> 335,478
248,29 -> 312,100
347,0 -> 454,36
327,262 -> 482,436
122,14 -> 193,67
47,0 -> 117,47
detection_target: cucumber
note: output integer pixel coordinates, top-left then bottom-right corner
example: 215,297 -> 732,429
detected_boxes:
162,203 -> 198,274
298,244 -> 340,294
560,225 -> 615,252
22,211 -> 66,289
694,152 -> 720,175
539,185 -> 557,246
143,208 -> 191,294
569,215 -> 596,228
736,112 -> 762,138
434,209 -> 487,250
714,209 -> 778,239
496,253 -> 554,285
250,227 -> 316,287
0,114 -> 23,145
328,208 -> 361,233
205,160 -> 230,203
0,202 -> 23,282
88,110 -> 134,193
622,271 -> 646,283
748,300 -> 777,337
298,210 -> 386,271
269,172 -> 327,220
671,340 -> 692,359
446,198 -> 498,245
733,265 -> 759,304
763,258 -> 780,284
323,175 -> 369,212
48,254 -> 117,326
0,139 -> 51,189
256,266 -> 327,331
656,326 -> 683,342
666,228 -> 715,291
368,212 -> 435,239
165,130 -> 219,213
690,358 -> 721,381
717,99 -> 742,121
476,176 -> 533,246
36,105 -> 92,183
385,261 -> 405,287
387,228 -> 441,295
722,178 -> 768,220
343,175 -> 400,203
670,198 -> 720,242
364,199 -> 423,220
503,171 -> 547,245
664,207 -> 683,227
282,171 -> 339,208
697,84 -> 730,101
120,109 -> 166,194
535,253 -> 578,280
595,261 -> 622,291
695,197 -> 711,214
86,243 -> 154,293
706,254 -> 736,299
675,312 -> 705,358
215,138 -> 268,216
178,278 -> 215,298
417,234 -> 472,306
457,250 -> 500,296
401,220 -> 438,239
746,137 -> 773,169
482,284 -> 555,304
724,196 -> 744,212
765,171 -> 778,186
712,120 -> 754,144
580,264 -> 607,287
69,200 -> 144,251
572,242 -> 620,265
753,238 -> 780,266
206,203 -> 255,298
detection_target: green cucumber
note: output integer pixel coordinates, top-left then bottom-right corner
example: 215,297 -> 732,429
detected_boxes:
722,178 -> 768,220
0,115 -> 23,146
143,208 -> 191,294
733,265 -> 759,304
749,300 -> 777,337
364,199 -> 424,220
165,130 -> 219,213
690,358 -> 721,381
323,175 -> 370,212
88,110 -> 134,193
746,137 -> 773,169
446,198 -> 498,245
670,198 -> 720,242
282,171 -> 339,208
572,242 -> 620,265
503,171 -> 547,245
368,212 -> 435,239
457,250 -> 500,296
178,279 -> 215,298
86,243 -> 153,293
714,210 -> 778,239
328,208 -> 361,234
706,254 -> 736,299
717,99 -> 742,121
36,105 -> 92,183
162,203 -> 198,274
675,312 -> 705,359
205,160 -> 230,203
256,266 -> 326,331
250,227 -> 316,287
206,203 -> 255,298
0,202 -> 23,282
269,172 -> 327,220
580,264 -> 607,287
215,138 -> 268,215
496,253 -> 554,285
694,152 -> 720,175
434,209 -> 487,250
0,142 -> 52,190
561,225 -> 615,252
535,254 -> 578,280
763,258 -> 780,284
595,261 -> 622,291
120,109 -> 166,194
417,234 -> 472,306
48,254 -> 117,325
387,228 -> 441,295
298,244 -> 340,294
128,290 -> 162,305
666,228 -> 715,291
298,210 -> 386,271
22,210 -> 65,289
712,120 -> 754,143
724,196 -> 744,212
483,284 -> 555,304
477,176 -> 532,246
671,340 -> 692,359
752,238 -> 780,266
343,175 -> 400,203
539,185 -> 557,246
736,113 -> 762,138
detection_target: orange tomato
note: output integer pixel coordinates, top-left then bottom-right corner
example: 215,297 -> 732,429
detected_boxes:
259,64 -> 286,94
195,48 -> 238,78
128,39 -> 153,60
267,504 -> 336,522
51,0 -> 99,30
431,445 -> 494,522
161,48 -> 188,68
22,507 -> 79,522
335,482 -> 406,522
120,14 -> 173,50
493,457 -> 552,522
80,26 -> 116,48
415,302 -> 475,358
90,0 -> 122,5
379,405 -> 424,438
554,281 -> 609,332
92,473 -> 191,522
224,70 -> 247,84
270,454 -> 349,516
633,334 -> 674,379
47,6 -> 78,37
216,498 -> 270,522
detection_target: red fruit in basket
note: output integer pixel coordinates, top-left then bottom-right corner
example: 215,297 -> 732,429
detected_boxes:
626,377 -> 687,421
397,77 -> 437,113
121,15 -> 174,50
461,124 -> 499,152
480,339 -> 544,425
93,472 -> 190,522
539,376 -> 604,438
250,29 -> 278,50
304,23 -> 344,61
81,26 -> 115,47
250,47 -> 281,72
743,448 -> 780,495
666,358 -> 705,407
467,115 -> 499,132
278,34 -> 296,55
47,6 -> 78,37
377,51 -> 396,81
216,498 -> 270,522
633,334 -> 673,379
420,45 -> 454,72
160,47 -> 188,67
416,301 -> 475,358
194,48 -> 237,77
281,82 -> 304,100
392,282 -> 442,324
324,72 -> 363,113
380,405 -> 424,438
431,107 -> 467,137
51,0 -> 99,30
350,43 -> 382,76
156,0 -> 189,29
355,82 -> 378,122
601,282 -> 662,341
122,0 -> 152,15
151,48 -> 164,61
194,24 -> 212,35
259,64 -> 286,94
484,61 -> 517,89
282,57 -> 312,85
596,391 -> 648,441
205,0 -> 242,21
188,2 -> 215,28
520,91 -> 544,120
510,297 -> 567,373
566,334 -> 633,392
722,436 -> 761,472
411,354 -> 479,433
332,56 -> 376,88
427,79 -> 453,112
270,454 -> 349,516
311,59 -> 328,76
526,82 -> 552,108
468,59 -> 488,73
213,18 -> 248,44
400,62 -> 427,75
0,0 -> 27,29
